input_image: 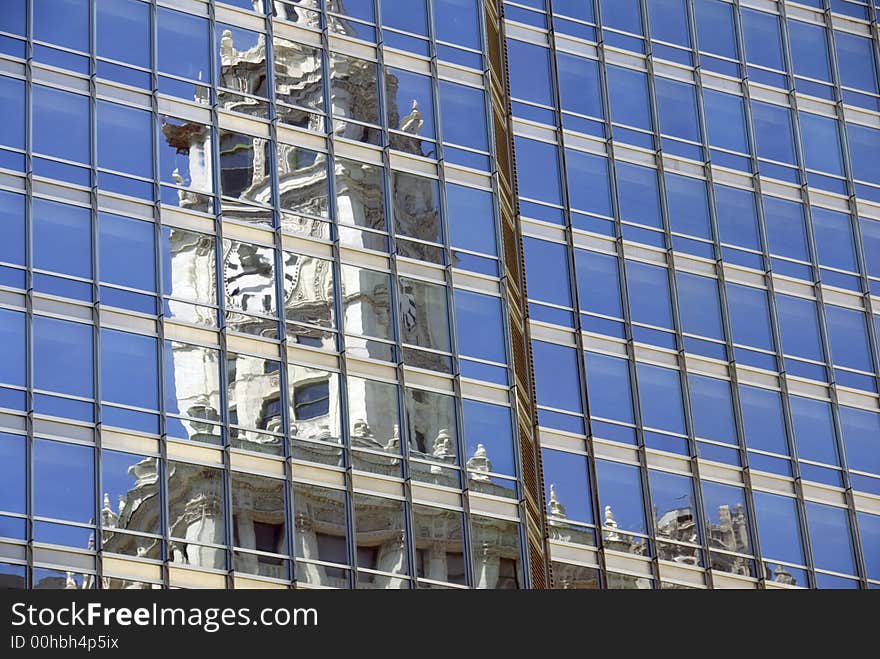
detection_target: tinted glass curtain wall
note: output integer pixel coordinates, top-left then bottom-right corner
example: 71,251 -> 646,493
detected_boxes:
0,0 -> 878,590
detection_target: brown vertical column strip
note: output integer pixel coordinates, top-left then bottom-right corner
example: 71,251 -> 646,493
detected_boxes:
484,0 -> 551,589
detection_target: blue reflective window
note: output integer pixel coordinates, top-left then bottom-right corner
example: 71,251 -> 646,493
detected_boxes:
99,214 -> 156,292
33,439 -> 94,524
788,20 -> 831,82
714,185 -> 760,250
34,316 -> 93,398
650,470 -> 698,541
382,0 -> 427,35
575,250 -> 623,318
647,0 -> 690,46
554,0 -> 594,22
826,305 -> 873,372
695,0 -> 737,58
688,374 -> 737,444
666,174 -> 711,239
33,199 -> 91,279
847,122 -> 880,185
753,491 -> 805,566
0,433 -> 25,514
595,460 -> 646,535
33,86 -> 90,164
446,184 -> 495,255
101,329 -> 159,410
584,352 -> 634,425
616,162 -> 662,228
763,196 -> 809,262
752,102 -> 796,165
677,272 -> 723,340
840,405 -> 880,475
626,261 -> 672,328
655,78 -> 700,142
739,385 -> 789,455
514,138 -> 562,206
637,363 -> 685,434
812,207 -> 857,272
726,283 -> 774,350
454,290 -> 506,364
462,399 -> 515,477
434,0 -> 481,49
507,40 -> 552,106
96,0 -> 150,69
0,309 -> 25,388
806,502 -> 855,575
799,113 -> 843,176
524,238 -> 571,307
533,341 -> 583,414
835,31 -> 878,93
701,481 -> 752,554
861,217 -> 880,278
34,0 -> 88,52
0,0 -> 25,37
157,7 -> 210,82
542,449 -> 592,524
742,8 -> 784,70
789,396 -> 838,466
776,294 -> 824,362
704,89 -> 749,153
387,68 -> 435,139
439,81 -> 488,151
0,76 -> 24,151
601,0 -> 642,34
607,66 -> 652,130
858,512 -> 880,581
556,53 -> 603,118
566,150 -> 612,216
0,190 -> 25,266
97,101 -> 154,179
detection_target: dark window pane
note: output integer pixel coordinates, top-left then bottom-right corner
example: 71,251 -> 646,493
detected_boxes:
666,173 -> 711,239
726,283 -> 773,350
566,150 -> 612,217
742,8 -> 784,70
763,196 -> 809,262
434,0 -> 481,49
607,66 -> 652,130
656,78 -> 700,142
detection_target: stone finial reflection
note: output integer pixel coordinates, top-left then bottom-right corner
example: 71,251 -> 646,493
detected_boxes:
467,443 -> 492,482
548,484 -> 567,520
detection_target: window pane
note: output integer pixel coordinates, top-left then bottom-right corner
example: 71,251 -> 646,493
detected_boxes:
434,0 -> 480,49
688,374 -> 737,444
99,214 -> 156,291
405,387 -> 457,460
677,272 -> 723,339
542,449 -> 592,524
650,470 -> 698,545
752,102 -> 796,165
788,20 -> 831,81
566,150 -> 612,217
454,290 -> 506,363
858,512 -> 880,581
34,439 -> 94,524
840,405 -> 880,475
812,207 -> 857,272
726,283 -> 773,350
739,385 -> 788,455
34,316 -> 94,398
289,363 -> 339,443
101,329 -> 159,410
575,250 -> 623,318
789,396 -> 838,466
704,89 -> 748,153
514,138 -> 562,206
695,0 -> 737,58
647,0 -> 689,46
96,0 -> 150,68
102,449 -> 159,536
462,399 -> 515,477
825,305 -> 872,372
347,376 -> 399,451
584,352 -> 634,425
524,238 -> 571,307
557,53 -> 602,118
0,190 -> 25,267
607,66 -> 652,130
776,294 -> 823,362
753,491 -> 805,566
439,81 -> 488,151
97,101 -> 154,178
386,68 -> 434,139
33,86 -> 90,164
293,483 -> 348,566
157,7 -> 210,82
228,353 -> 283,434
715,185 -> 760,250
836,31 -> 878,93
637,363 -> 685,434
533,341 -> 582,414
626,261 -> 672,328
446,184 -> 495,255
163,340 -> 222,422
0,76 -> 24,150
701,480 -> 752,555
595,460 -> 646,535
763,196 -> 809,262
616,162 -> 662,228
33,199 -> 91,279
398,277 -> 450,353
666,174 -> 711,239
806,502 -> 855,575
848,122 -> 880,185
742,8 -> 784,70
655,78 -> 700,142
34,0 -> 88,52
0,433 -> 25,514
335,158 -> 385,230
799,112 -> 843,176
0,309 -> 25,388
507,40 -> 552,106
601,0 -> 642,34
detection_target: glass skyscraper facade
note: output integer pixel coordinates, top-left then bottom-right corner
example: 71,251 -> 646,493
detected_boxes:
0,0 -> 877,590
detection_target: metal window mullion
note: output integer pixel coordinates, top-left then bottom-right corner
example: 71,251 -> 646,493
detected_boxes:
147,0 -> 171,588
263,12 -> 297,587
319,5 -> 357,590
207,2 -> 235,589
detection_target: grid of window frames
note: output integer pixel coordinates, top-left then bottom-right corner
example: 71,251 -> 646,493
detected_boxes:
0,0 -> 527,590
510,0 -> 880,588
